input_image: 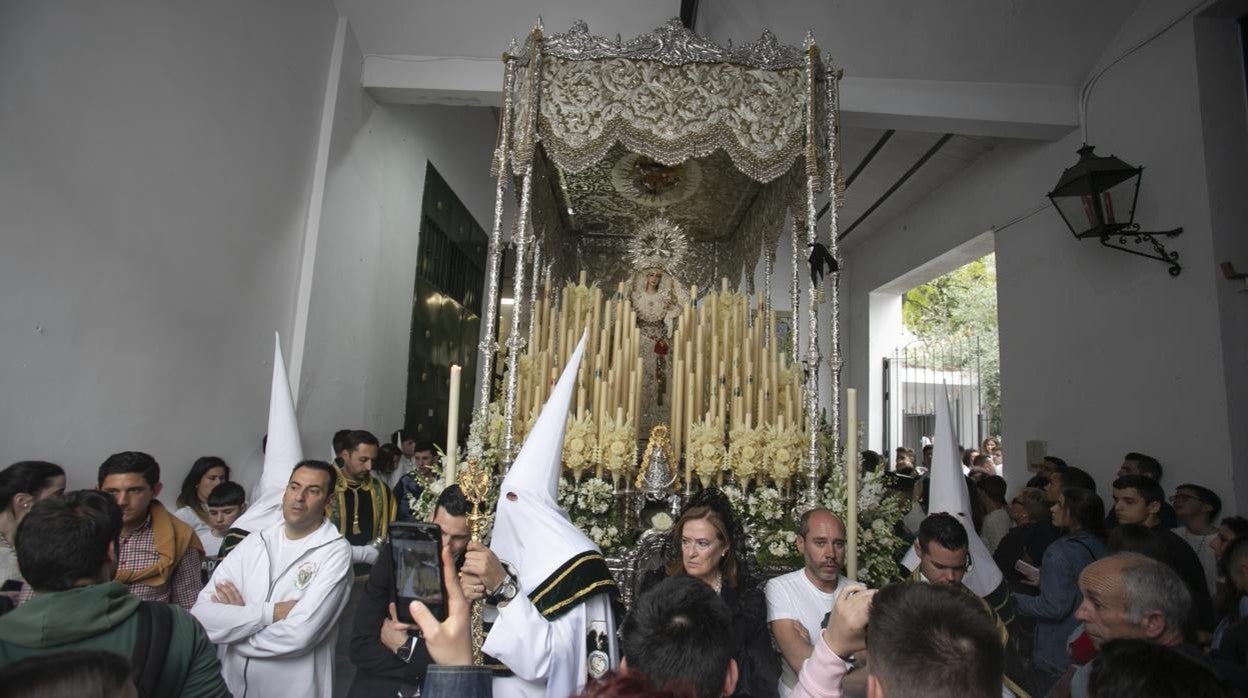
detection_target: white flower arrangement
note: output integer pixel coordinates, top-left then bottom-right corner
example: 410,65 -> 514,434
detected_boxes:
558,475 -> 626,553
405,478 -> 449,524
746,487 -> 785,524
557,477 -> 578,512
728,424 -> 764,485
764,529 -> 798,558
821,461 -> 909,588
764,423 -> 805,486
599,416 -> 637,482
719,484 -> 746,514
583,521 -> 622,550
562,413 -> 598,481
688,420 -> 725,488
576,478 -> 615,515
650,512 -> 674,531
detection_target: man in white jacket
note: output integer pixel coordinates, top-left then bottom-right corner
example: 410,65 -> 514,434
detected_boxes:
192,459 -> 353,698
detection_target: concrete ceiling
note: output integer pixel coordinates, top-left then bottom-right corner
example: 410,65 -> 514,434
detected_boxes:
337,0 -> 1143,245
335,0 -> 1140,85
697,0 -> 1142,85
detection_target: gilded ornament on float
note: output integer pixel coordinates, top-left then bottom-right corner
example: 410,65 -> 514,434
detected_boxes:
635,424 -> 678,494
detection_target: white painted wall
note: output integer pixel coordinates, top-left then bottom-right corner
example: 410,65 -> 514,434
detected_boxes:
0,1 -> 338,494
1194,0 -> 1248,514
842,0 -> 1246,511
294,24 -> 504,455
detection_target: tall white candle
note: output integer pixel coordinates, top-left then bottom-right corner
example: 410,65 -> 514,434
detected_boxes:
845,387 -> 859,581
445,364 -> 462,481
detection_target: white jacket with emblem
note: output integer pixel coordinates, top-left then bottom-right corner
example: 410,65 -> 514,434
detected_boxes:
191,517 -> 352,698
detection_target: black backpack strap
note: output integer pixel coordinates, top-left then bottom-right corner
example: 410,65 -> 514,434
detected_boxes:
131,601 -> 173,698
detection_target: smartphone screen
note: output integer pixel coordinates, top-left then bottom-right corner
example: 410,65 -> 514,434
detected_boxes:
390,521 -> 446,624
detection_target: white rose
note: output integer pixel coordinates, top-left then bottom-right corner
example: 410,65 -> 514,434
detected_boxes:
570,437 -> 585,452
701,443 -> 717,458
610,441 -> 627,456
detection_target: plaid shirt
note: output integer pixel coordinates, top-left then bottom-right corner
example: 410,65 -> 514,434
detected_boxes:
117,514 -> 204,610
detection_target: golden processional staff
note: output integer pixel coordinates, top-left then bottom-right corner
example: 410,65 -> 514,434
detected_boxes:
457,459 -> 491,665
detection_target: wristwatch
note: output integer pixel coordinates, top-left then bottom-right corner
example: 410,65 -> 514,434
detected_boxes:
396,635 -> 419,663
486,564 -> 519,607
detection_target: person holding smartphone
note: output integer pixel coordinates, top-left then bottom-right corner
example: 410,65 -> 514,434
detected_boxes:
347,484 -> 513,698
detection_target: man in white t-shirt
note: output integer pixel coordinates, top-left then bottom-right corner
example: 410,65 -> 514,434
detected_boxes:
765,508 -> 852,697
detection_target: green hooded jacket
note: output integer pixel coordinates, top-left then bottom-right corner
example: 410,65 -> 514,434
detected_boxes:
0,581 -> 230,697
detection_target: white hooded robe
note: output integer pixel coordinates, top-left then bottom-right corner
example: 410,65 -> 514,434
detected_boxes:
484,334 -> 620,697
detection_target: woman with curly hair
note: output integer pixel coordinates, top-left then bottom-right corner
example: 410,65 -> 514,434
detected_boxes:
639,488 -> 779,697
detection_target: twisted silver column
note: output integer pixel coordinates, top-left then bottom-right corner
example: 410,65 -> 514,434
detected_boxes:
801,38 -> 823,511
824,61 -> 843,472
468,51 -> 517,460
500,169 -> 534,467
527,238 -> 542,352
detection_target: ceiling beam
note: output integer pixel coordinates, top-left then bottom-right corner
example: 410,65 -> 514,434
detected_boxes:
839,133 -> 954,242
815,128 -> 894,223
363,56 -> 1078,140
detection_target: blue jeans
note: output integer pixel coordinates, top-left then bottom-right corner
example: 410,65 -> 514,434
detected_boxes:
421,666 -> 493,698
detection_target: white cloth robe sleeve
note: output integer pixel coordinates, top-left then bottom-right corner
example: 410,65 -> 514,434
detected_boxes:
235,541 -> 353,659
191,534 -> 274,645
483,589 -> 587,698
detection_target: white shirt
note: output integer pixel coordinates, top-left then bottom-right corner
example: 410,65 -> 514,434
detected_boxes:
902,501 -> 926,535
981,508 -> 1011,554
765,568 -> 851,697
1173,526 -> 1219,599
173,505 -> 220,557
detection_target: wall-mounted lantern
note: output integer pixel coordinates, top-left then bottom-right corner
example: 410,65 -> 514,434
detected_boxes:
1047,144 -> 1183,276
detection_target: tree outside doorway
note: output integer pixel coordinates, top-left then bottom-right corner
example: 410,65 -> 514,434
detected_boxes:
902,253 -> 1001,438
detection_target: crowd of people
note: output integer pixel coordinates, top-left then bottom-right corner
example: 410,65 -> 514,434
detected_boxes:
0,438 -> 1244,697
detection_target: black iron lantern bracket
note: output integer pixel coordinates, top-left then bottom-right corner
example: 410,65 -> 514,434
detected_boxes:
1097,225 -> 1184,277
1047,144 -> 1184,277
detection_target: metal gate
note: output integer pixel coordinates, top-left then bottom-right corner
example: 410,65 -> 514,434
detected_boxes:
881,337 -> 989,462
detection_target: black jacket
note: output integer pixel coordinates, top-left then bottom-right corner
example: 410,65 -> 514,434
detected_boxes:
1153,525 -> 1216,633
346,542 -> 432,698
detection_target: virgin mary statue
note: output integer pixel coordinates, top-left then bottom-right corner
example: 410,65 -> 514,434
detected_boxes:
627,217 -> 690,434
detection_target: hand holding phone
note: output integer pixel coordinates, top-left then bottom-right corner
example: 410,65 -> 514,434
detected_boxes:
408,540 -> 474,667
1015,559 -> 1040,586
390,522 -> 448,624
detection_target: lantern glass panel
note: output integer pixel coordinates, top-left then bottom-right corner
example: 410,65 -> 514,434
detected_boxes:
1053,192 -> 1100,237
1097,174 -> 1138,227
